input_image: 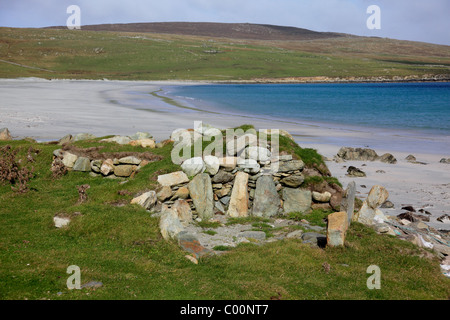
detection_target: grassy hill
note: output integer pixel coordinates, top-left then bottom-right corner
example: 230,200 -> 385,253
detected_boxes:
1,23 -> 449,81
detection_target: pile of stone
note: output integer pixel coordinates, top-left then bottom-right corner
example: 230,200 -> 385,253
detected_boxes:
57,131 -> 169,148
52,150 -> 153,179
345,183 -> 450,267
151,134 -> 341,225
126,127 -> 350,261
51,132 -> 169,179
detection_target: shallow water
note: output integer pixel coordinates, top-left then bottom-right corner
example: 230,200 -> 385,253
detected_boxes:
162,82 -> 450,154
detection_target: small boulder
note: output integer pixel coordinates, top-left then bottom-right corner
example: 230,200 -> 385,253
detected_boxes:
282,188 -> 311,214
379,153 -> 397,164
337,147 -> 379,161
62,152 -> 78,168
101,135 -> 132,145
380,200 -> 395,209
58,134 -> 73,145
91,160 -> 102,173
170,187 -> 190,201
226,133 -> 257,156
280,174 -> 304,188
172,199 -> 193,226
218,157 -> 237,171
100,159 -> 115,176
312,191 -> 332,203
212,170 -> 234,184
366,185 -> 389,209
181,157 -> 206,177
53,214 -> 71,228
355,200 -> 387,226
203,155 -> 220,175
114,165 -> 135,177
156,186 -> 172,202
437,214 -> 450,223
159,206 -> 184,240
277,160 -> 305,173
346,166 -> 366,177
131,191 -> 157,210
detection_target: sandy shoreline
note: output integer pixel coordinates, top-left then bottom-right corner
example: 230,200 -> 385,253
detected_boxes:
1,78 -> 449,230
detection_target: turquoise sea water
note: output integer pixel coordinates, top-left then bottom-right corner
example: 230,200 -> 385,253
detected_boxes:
165,83 -> 450,136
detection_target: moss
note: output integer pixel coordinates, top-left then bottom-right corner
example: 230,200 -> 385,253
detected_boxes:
203,230 -> 218,236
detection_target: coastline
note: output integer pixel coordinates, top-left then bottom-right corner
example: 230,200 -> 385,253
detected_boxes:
1,78 -> 449,230
204,74 -> 450,84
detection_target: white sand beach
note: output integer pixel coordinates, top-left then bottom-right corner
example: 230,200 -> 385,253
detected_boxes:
1,78 -> 449,229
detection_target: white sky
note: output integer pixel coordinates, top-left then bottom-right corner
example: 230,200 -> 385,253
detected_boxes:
0,0 -> 449,45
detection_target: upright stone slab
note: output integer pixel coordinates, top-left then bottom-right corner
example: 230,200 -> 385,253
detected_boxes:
252,175 -> 280,218
227,171 -> 249,218
282,188 -> 311,214
159,206 -> 185,240
172,199 -> 193,226
340,181 -> 356,226
72,157 -> 91,172
327,211 -> 348,247
188,173 -> 214,220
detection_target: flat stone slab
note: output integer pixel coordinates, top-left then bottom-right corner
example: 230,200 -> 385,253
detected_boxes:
238,231 -> 267,240
158,171 -> 189,187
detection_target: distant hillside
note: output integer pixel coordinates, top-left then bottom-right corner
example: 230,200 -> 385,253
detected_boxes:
46,22 -> 346,41
1,23 -> 449,81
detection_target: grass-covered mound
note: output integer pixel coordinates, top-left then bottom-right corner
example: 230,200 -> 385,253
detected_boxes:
0,136 -> 448,300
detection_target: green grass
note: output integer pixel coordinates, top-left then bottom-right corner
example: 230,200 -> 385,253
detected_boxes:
196,220 -> 222,229
1,27 -> 449,81
203,230 -> 218,236
1,139 -> 449,300
226,216 -> 271,226
287,209 -> 333,228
